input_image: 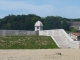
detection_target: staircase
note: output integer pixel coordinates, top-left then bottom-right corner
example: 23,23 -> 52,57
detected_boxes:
53,36 -> 70,48
39,29 -> 79,48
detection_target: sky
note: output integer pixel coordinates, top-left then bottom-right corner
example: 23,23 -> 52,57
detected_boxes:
0,0 -> 80,19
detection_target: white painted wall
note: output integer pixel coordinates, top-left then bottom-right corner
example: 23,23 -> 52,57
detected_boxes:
35,26 -> 43,31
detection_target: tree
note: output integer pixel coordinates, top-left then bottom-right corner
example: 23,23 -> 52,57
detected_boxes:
0,14 -> 71,31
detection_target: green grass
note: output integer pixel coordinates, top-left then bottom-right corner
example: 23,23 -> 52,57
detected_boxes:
0,36 -> 59,49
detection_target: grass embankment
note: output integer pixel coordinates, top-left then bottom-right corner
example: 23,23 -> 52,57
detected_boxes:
0,36 -> 59,49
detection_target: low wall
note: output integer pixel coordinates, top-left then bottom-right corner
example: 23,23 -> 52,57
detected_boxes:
39,29 -> 62,36
0,30 -> 37,36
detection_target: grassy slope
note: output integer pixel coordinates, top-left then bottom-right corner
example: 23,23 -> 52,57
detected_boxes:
0,36 -> 59,49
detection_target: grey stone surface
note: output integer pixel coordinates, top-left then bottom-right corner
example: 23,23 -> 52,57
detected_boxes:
0,30 -> 37,36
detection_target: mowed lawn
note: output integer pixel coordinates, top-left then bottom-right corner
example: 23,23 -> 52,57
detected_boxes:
0,36 -> 59,49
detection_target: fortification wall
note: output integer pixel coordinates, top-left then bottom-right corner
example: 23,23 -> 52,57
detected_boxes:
0,30 -> 37,36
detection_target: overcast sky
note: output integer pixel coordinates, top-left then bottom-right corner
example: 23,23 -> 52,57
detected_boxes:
0,0 -> 80,19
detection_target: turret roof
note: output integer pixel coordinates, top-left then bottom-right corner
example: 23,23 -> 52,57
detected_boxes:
34,21 -> 43,26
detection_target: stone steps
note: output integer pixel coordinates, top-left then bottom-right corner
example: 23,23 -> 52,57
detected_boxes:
53,36 -> 70,48
39,29 -> 79,48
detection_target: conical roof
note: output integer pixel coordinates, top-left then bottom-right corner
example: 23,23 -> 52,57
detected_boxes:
35,21 -> 43,26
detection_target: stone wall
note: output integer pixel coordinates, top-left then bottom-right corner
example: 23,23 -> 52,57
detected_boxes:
0,30 -> 37,36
